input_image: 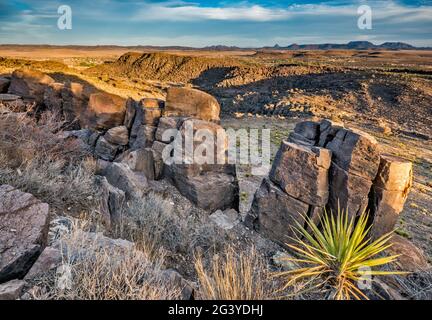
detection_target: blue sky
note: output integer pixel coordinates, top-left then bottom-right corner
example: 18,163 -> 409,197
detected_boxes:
0,0 -> 431,47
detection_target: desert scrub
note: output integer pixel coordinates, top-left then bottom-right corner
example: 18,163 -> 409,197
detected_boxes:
29,220 -> 181,300
194,245 -> 277,300
274,209 -> 405,300
0,110 -> 99,212
116,192 -> 228,259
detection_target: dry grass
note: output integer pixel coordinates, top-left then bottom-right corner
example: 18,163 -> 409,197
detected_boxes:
392,269 -> 432,300
116,192 -> 227,259
194,245 -> 276,300
0,109 -> 98,213
29,219 -> 182,300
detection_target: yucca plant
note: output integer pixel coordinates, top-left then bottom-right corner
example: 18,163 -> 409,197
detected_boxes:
275,208 -> 405,300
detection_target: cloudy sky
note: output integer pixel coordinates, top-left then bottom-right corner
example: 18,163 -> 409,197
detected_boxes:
0,0 -> 431,47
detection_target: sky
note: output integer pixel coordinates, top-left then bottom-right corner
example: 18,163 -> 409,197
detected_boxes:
0,0 -> 431,47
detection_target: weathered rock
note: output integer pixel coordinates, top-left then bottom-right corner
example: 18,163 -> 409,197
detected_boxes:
94,136 -> 121,161
8,69 -> 54,104
170,172 -> 238,211
120,149 -> 155,180
287,132 -> 316,146
24,247 -> 62,280
165,87 -> 220,122
327,162 -> 372,218
130,125 -> 156,150
369,187 -> 411,238
318,119 -> 344,147
0,279 -> 26,300
167,119 -> 230,176
269,141 -> 331,207
373,155 -> 413,192
155,117 -> 182,143
0,185 -> 50,283
369,155 -> 413,238
293,120 -> 320,141
326,127 -> 380,180
43,82 -> 64,112
129,98 -> 162,146
245,178 -> 311,246
83,92 -> 126,130
139,98 -> 163,125
99,177 -> 126,228
0,77 -> 11,93
160,269 -> 194,300
105,125 -> 129,146
60,82 -> 88,125
103,162 -> 148,200
387,236 -> 429,272
151,141 -> 169,179
210,209 -> 241,230
123,98 -> 137,129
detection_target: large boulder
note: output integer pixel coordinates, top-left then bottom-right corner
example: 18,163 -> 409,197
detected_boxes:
120,149 -> 156,180
8,69 -> 54,104
105,125 -> 129,146
102,163 -> 149,200
327,162 -> 372,218
83,92 -> 126,130
387,236 -> 429,272
245,178 -> 320,247
269,142 -> 331,207
169,171 -> 238,212
326,127 -> 380,180
369,155 -> 413,238
0,185 -> 50,283
155,117 -> 182,143
60,82 -> 88,125
164,87 -> 220,122
129,98 -> 163,148
94,136 -> 121,161
99,177 -> 126,228
0,279 -> 26,300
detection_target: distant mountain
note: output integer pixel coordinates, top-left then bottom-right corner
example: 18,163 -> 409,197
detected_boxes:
266,41 -> 420,50
0,41 -> 428,51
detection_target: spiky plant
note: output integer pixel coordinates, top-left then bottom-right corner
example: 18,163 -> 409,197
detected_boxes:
275,209 -> 405,300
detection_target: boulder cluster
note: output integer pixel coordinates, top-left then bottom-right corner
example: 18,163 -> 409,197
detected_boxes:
245,120 -> 414,246
1,69 -> 239,222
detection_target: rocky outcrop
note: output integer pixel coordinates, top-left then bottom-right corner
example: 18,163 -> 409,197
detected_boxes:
99,177 -> 126,228
164,87 -> 220,122
102,162 -> 149,200
129,98 -> 163,149
0,279 -> 26,300
0,185 -> 50,283
247,119 -> 413,248
83,92 -> 126,130
105,125 -> 129,146
369,155 -> 413,238
269,142 -> 331,207
8,69 -> 55,104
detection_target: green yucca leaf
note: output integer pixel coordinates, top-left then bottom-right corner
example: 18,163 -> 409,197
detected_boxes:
276,207 -> 405,300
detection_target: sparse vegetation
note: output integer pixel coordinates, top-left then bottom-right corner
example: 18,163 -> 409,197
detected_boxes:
194,245 -> 276,300
274,209 -> 404,300
0,110 -> 98,213
29,220 -> 181,300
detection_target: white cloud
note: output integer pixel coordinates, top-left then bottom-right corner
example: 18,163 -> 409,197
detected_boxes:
132,1 -> 432,23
